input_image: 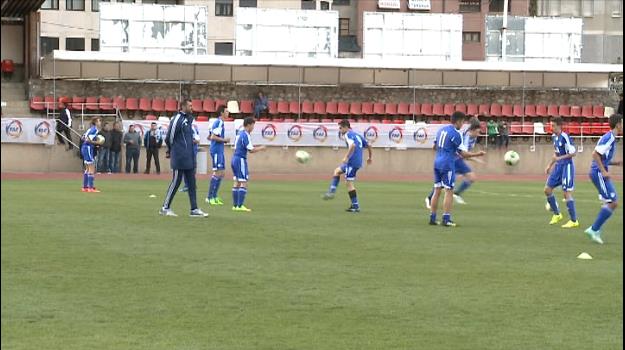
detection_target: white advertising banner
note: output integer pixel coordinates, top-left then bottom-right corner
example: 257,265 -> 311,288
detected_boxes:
1,118 -> 56,145
122,120 -> 445,149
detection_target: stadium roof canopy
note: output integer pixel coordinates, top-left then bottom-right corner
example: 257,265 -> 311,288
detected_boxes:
0,0 -> 45,18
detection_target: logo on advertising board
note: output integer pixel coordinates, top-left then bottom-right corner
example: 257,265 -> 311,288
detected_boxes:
313,126 -> 328,143
413,127 -> 428,144
364,126 -> 379,144
388,126 -> 403,144
134,123 -> 145,137
287,125 -> 303,142
262,124 -> 277,141
5,120 -> 23,138
34,121 -> 52,139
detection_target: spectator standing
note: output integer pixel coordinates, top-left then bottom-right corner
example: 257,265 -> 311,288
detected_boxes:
253,91 -> 268,118
498,120 -> 509,149
618,93 -> 623,115
487,119 -> 499,148
56,100 -> 73,150
109,122 -> 123,173
97,122 -> 113,173
123,124 -> 142,173
144,122 -> 163,174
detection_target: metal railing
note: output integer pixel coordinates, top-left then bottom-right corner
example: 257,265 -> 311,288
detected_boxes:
31,102 -> 124,131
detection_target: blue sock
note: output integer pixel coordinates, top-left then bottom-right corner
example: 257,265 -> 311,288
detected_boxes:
232,187 -> 240,207
208,176 -> 217,199
83,172 -> 88,188
547,194 -> 560,214
88,175 -> 95,188
566,198 -> 577,221
348,190 -> 359,209
427,188 -> 434,201
442,213 -> 451,223
215,177 -> 223,198
592,205 -> 614,231
455,180 -> 473,195
329,176 -> 340,193
430,212 -> 437,223
239,188 -> 247,207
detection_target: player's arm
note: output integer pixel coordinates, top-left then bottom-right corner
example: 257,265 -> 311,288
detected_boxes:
246,137 -> 266,153
342,143 -> 355,164
209,124 -> 230,143
366,144 -> 373,165
553,138 -> 576,162
592,151 -> 610,178
459,149 -> 486,159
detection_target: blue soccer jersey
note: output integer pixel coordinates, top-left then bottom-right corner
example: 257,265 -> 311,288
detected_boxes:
434,125 -> 466,171
552,132 -> 576,165
233,130 -> 254,159
591,131 -> 618,172
344,130 -> 368,168
209,118 -> 225,154
191,123 -> 200,155
81,126 -> 98,164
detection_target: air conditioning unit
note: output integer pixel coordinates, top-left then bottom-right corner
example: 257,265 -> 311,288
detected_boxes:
611,10 -> 622,18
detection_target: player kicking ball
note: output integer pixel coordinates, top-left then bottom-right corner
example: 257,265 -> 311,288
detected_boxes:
80,117 -> 103,193
231,117 -> 266,212
429,112 -> 485,226
544,117 -> 579,228
426,117 -> 482,208
323,120 -> 372,213
585,113 -> 622,244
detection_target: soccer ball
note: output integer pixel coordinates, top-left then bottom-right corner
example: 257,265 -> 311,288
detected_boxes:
295,150 -> 311,164
504,150 -> 520,166
94,135 -> 105,145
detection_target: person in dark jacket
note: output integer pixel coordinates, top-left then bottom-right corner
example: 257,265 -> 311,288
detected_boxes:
253,91 -> 268,118
109,122 -> 123,173
56,100 -> 73,150
97,122 -> 113,173
159,99 -> 208,218
144,122 -> 163,174
618,93 -> 623,115
123,124 -> 142,173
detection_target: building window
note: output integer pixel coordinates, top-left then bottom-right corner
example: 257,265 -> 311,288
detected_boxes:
489,0 -> 511,12
301,0 -> 316,10
40,37 -> 59,56
215,42 -> 233,55
66,37 -> 85,51
463,31 -> 481,43
582,0 -> 594,17
320,1 -> 330,10
66,0 -> 85,10
334,0 -> 350,5
239,0 -> 257,7
459,0 -> 480,12
91,38 -> 100,51
339,18 -> 350,36
91,0 -> 109,12
141,0 -> 181,4
215,0 -> 233,16
41,0 -> 60,9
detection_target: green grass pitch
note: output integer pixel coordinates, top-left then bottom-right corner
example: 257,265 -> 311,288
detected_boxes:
1,178 -> 623,350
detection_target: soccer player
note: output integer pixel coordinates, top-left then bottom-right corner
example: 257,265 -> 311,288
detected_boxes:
426,118 -> 482,208
206,106 -> 230,205
80,117 -> 102,192
231,117 -> 266,212
159,99 -> 208,218
429,112 -> 485,226
544,117 -> 579,228
323,120 -> 373,212
585,114 -> 622,244
180,122 -> 200,192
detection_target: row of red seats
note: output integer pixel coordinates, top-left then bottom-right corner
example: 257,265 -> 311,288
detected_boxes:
29,96 -> 607,119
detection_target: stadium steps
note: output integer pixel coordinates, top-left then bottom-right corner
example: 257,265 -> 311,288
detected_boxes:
1,82 -> 38,117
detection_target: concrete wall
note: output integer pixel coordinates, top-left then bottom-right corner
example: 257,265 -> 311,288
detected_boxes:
2,142 -> 622,177
1,23 -> 24,64
39,1 -> 100,51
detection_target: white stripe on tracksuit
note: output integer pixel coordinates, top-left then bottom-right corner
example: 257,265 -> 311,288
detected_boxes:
163,169 -> 180,208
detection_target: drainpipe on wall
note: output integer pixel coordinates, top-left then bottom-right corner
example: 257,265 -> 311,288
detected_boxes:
502,0 -> 509,62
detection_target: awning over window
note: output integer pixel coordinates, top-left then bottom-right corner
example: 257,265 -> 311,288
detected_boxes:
377,0 -> 400,10
408,0 -> 431,10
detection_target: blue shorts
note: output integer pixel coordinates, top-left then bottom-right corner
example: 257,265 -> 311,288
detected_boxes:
454,158 -> 472,175
434,168 -> 456,189
340,163 -> 360,181
211,152 -> 225,171
81,145 -> 95,164
231,156 -> 249,182
589,169 -> 618,203
546,163 -> 575,191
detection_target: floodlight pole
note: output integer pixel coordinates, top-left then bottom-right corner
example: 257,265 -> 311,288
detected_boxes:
502,0 -> 509,62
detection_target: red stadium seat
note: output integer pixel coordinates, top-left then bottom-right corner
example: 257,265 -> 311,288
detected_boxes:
569,105 -> 581,117
214,99 -> 226,110
321,118 -> 333,123
409,103 -> 421,116
522,123 -> 534,134
43,96 -> 56,110
197,115 -> 209,122
85,96 -> 99,112
283,118 -> 295,123
202,99 -> 215,113
145,114 -> 157,120
502,104 -> 513,117
357,118 -> 368,123
1,59 -> 15,75
581,122 -> 592,135
113,96 -> 126,110
558,105 -> 571,117
432,103 -> 444,116
349,102 -> 362,115
126,98 -> 139,111
421,103 -> 433,116
385,103 -> 398,115
382,119 -> 393,124
30,96 -> 44,111
139,97 -> 151,112
536,104 -> 548,117
478,104 -> 490,116
490,104 -> 502,117
308,118 -> 320,123
151,98 -> 165,113
277,101 -> 289,114
393,118 -> 404,124
259,117 -> 271,122
510,122 -> 522,135
467,104 -> 478,116
268,101 -> 278,115
568,122 -> 581,136
289,101 -> 300,114
524,105 -> 536,117
601,123 -> 611,133
338,102 -> 350,115
397,103 -> 409,115
165,98 -> 178,113
443,104 -> 454,116
373,103 -> 385,115
581,105 -> 593,118
362,102 -> 374,115
100,96 -> 113,111
301,101 -> 314,114
240,100 -> 254,114
272,117 -> 284,122
513,104 -> 523,117
547,104 -> 559,116
313,101 -> 326,115
333,118 -> 343,123
326,101 -> 338,114
191,99 -> 203,113
593,105 -> 605,118
70,96 -> 85,111
455,103 -> 467,114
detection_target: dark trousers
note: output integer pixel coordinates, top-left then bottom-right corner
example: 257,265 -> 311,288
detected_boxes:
125,148 -> 140,173
499,135 -> 509,148
162,168 -> 198,210
145,148 -> 161,174
56,127 -> 73,149
97,148 -> 111,172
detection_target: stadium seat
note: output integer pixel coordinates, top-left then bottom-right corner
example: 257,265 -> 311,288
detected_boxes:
432,103 -> 444,116
455,103 -> 467,114
151,98 -> 165,113
393,118 -> 404,124
533,122 -> 547,134
100,97 -> 114,111
443,104 -> 454,116
490,104 -> 502,117
409,103 -> 421,116
349,102 -> 362,115
357,118 -> 368,123
289,101 -> 300,114
268,101 -> 278,115
214,99 -> 227,110
126,97 -> 139,111
501,104 -> 513,117
570,105 -> 581,117
313,101 -> 326,115
382,119 -> 393,124
326,101 -> 338,115
202,99 -> 215,113
70,96 -> 85,111
30,96 -> 44,111
467,104 -> 478,116
259,117 -> 271,122
524,104 -> 536,117
397,103 -> 410,115
337,102 -> 349,115
283,118 -> 295,123
240,100 -> 254,114
558,105 -> 571,117
536,104 -> 548,117
85,96 -> 99,112
522,123 -> 534,134
139,98 -> 151,112
227,100 -> 240,114
42,96 -> 56,110
373,103 -> 385,115
547,104 -> 559,117
113,96 -> 126,111
145,114 -> 157,121
513,104 -> 523,117
581,122 -> 592,135
568,122 -> 581,136
478,104 -> 490,116
191,99 -> 203,113
196,115 -> 209,122
321,118 -> 333,123
362,102 -> 374,115
510,122 -> 522,135
333,118 -> 343,123
301,101 -> 314,115
581,105 -> 593,118
308,117 -> 320,123
593,105 -> 605,118
271,117 -> 283,122
385,103 -> 398,115
165,98 -> 178,113
277,101 -> 289,114
421,103 -> 433,116
1,59 -> 15,77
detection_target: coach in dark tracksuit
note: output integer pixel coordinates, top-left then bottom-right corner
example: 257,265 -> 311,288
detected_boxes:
159,99 -> 208,218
